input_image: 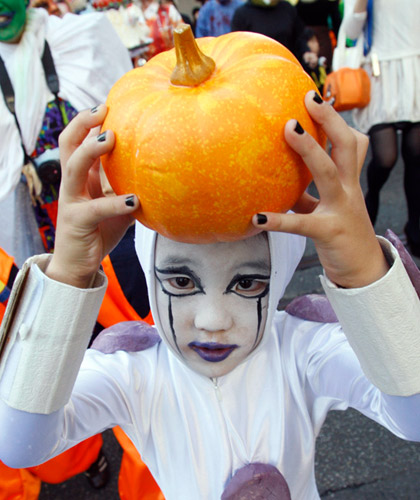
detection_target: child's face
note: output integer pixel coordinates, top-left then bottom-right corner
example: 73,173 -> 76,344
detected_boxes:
154,234 -> 270,378
307,36 -> 320,56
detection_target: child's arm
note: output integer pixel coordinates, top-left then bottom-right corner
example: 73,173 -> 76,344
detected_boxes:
254,91 -> 420,396
343,0 -> 368,40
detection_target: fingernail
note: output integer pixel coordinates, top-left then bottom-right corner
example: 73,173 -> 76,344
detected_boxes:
313,93 -> 323,104
256,213 -> 267,225
294,121 -> 305,135
125,195 -> 135,207
91,105 -> 99,113
97,132 -> 107,142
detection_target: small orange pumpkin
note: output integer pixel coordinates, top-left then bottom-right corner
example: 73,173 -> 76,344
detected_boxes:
102,25 -> 325,243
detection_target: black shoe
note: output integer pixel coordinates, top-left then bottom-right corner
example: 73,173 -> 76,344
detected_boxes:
404,224 -> 420,258
83,449 -> 110,489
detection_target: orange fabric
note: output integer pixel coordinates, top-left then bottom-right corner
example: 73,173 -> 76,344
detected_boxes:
329,30 -> 337,50
97,255 -> 154,329
0,461 -> 41,500
27,434 -> 103,484
113,427 -> 164,500
0,248 -> 14,323
0,249 -> 14,287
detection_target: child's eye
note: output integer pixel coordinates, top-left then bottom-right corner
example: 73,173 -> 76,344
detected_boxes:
237,279 -> 257,290
169,277 -> 194,290
229,276 -> 269,298
155,267 -> 203,297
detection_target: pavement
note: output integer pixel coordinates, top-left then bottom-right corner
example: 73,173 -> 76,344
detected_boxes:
39,111 -> 420,499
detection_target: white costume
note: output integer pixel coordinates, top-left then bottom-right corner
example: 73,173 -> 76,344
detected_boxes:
0,225 -> 419,499
343,0 -> 420,134
0,8 -> 132,265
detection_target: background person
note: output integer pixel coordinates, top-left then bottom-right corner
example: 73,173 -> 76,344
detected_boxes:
231,0 -> 319,69
195,0 -> 243,38
343,0 -> 420,257
0,0 -> 132,266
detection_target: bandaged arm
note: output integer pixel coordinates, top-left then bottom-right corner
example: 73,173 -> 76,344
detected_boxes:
321,237 -> 420,397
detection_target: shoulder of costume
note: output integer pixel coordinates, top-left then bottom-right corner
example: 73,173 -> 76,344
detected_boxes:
285,294 -> 338,323
90,321 -> 161,354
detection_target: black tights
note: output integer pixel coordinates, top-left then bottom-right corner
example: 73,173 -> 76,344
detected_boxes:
365,123 -> 420,240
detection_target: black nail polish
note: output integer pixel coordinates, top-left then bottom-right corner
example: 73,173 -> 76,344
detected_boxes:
294,121 -> 305,135
313,93 -> 323,104
125,195 -> 135,207
91,105 -> 99,113
97,132 -> 107,142
256,213 -> 267,225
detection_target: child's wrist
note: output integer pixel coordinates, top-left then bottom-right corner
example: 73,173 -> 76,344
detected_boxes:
45,258 -> 97,289
326,248 -> 390,289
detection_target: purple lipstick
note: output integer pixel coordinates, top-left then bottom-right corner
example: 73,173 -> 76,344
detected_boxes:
188,342 -> 238,362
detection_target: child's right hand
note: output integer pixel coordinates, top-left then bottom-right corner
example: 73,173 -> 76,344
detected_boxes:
45,105 -> 139,288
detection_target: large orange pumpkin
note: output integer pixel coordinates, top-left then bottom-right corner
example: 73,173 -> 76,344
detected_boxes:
102,25 -> 325,243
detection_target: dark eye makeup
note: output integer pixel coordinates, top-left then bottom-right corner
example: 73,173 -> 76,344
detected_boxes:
225,274 -> 270,299
155,266 -> 204,297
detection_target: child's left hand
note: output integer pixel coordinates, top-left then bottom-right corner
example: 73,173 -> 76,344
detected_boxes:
252,91 -> 389,289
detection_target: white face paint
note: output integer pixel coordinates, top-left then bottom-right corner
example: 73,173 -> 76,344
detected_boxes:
154,233 -> 271,378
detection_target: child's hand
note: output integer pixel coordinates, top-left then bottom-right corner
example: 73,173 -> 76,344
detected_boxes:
252,91 -> 389,289
45,105 -> 139,288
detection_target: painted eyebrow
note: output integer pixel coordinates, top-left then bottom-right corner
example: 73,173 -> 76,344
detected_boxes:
155,255 -> 196,267
235,260 -> 271,274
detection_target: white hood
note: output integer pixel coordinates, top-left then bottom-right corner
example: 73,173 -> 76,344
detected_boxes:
135,222 -> 305,369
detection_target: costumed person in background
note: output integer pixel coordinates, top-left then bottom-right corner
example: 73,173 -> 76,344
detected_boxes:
231,0 -> 319,69
0,0 -> 133,267
0,92 -> 419,499
343,0 -> 420,257
296,0 -> 341,72
302,27 -> 327,94
140,0 -> 183,60
195,0 -> 243,38
29,0 -> 67,17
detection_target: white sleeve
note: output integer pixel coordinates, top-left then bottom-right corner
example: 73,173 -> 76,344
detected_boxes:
321,237 -> 420,396
0,254 -> 107,414
302,321 -> 420,441
0,348 -> 137,468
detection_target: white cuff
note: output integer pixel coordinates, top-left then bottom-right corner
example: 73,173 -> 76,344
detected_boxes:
321,237 -> 420,396
0,255 -> 107,414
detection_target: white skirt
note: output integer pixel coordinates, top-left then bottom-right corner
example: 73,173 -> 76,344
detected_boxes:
352,54 -> 420,133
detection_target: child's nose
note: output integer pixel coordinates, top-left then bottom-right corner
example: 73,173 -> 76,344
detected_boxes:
193,295 -> 234,333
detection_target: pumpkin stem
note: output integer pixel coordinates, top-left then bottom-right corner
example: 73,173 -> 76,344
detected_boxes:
170,24 -> 216,87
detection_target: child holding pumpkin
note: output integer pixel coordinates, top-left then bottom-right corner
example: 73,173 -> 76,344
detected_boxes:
0,92 -> 419,498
